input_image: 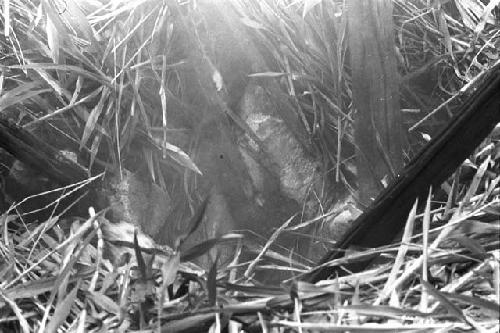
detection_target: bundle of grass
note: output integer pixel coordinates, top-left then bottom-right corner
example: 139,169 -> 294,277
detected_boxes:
232,0 -> 500,178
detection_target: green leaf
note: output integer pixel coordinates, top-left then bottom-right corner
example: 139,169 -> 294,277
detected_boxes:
162,141 -> 202,175
441,292 -> 500,319
134,229 -> 148,281
161,313 -> 214,332
162,252 -> 180,289
207,254 -> 219,306
181,234 -> 242,263
80,88 -> 109,149
248,72 -> 287,78
421,280 -> 469,325
46,282 -> 80,333
87,290 -> 121,315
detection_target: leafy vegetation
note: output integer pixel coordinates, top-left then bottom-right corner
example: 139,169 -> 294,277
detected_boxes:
0,0 -> 499,332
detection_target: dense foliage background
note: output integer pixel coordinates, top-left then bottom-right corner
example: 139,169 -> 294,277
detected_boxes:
0,0 -> 498,332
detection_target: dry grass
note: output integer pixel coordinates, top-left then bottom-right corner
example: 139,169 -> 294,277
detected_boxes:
0,135 -> 498,332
